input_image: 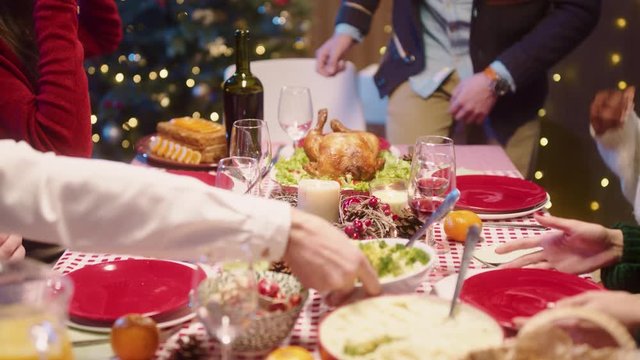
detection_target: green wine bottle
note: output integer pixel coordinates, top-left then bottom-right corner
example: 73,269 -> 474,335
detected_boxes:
222,29 -> 264,146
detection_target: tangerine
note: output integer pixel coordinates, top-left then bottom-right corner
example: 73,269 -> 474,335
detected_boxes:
266,345 -> 314,360
443,210 -> 482,242
111,314 -> 159,360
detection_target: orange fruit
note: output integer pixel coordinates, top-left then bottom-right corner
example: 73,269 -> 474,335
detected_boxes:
111,314 -> 159,360
266,345 -> 314,360
443,210 -> 482,242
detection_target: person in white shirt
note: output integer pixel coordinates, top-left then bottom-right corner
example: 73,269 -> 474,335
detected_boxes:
0,140 -> 380,305
590,86 -> 640,223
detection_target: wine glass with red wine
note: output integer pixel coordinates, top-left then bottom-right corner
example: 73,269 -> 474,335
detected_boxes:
408,136 -> 456,252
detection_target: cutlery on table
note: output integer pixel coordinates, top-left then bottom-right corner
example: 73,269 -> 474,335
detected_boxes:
448,224 -> 481,318
405,188 -> 460,248
482,223 -> 550,230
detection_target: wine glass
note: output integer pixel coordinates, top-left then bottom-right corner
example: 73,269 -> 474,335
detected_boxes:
215,156 -> 259,194
230,119 -> 272,194
408,136 -> 456,252
277,86 -> 313,148
193,242 -> 257,360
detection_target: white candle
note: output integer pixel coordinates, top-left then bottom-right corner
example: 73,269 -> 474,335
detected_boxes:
297,179 -> 341,222
372,188 -> 408,214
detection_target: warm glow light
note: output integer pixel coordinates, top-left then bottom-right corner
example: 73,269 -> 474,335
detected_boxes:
100,64 -> 109,74
176,0 -> 184,4
293,39 -> 305,50
191,66 -> 201,75
552,73 -> 561,82
534,171 -> 543,180
149,71 -> 158,80
115,73 -> 124,83
90,115 -> 97,124
118,55 -> 127,64
601,178 -> 610,188
160,97 -> 170,107
159,69 -> 169,79
379,46 -> 387,55
92,134 -> 100,143
256,45 -> 266,55
210,112 -> 219,121
537,108 -> 546,117
611,53 -> 622,65
87,66 -> 96,75
133,74 -> 142,83
121,139 -> 131,148
128,117 -> 139,128
192,111 -> 201,118
539,137 -> 549,147
186,78 -> 195,88
590,201 -> 600,211
616,17 -> 627,29
383,25 -> 393,34
618,81 -> 628,90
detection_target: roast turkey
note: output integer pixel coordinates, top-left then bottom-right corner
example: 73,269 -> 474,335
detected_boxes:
303,109 -> 384,181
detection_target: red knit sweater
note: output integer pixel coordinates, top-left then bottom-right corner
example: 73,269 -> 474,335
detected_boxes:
0,0 -> 122,157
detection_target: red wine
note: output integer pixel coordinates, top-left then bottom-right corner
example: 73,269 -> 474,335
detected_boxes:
416,176 -> 450,197
222,29 -> 264,147
410,198 -> 442,221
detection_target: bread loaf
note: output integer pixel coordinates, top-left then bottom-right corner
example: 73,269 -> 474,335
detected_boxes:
156,117 -> 227,163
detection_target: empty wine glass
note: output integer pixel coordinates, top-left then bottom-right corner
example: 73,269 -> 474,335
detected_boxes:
194,242 -> 257,360
278,86 -> 313,148
408,136 -> 456,252
215,157 -> 259,194
230,119 -> 272,193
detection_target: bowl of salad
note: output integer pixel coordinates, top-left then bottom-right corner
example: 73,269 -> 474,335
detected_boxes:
357,238 -> 435,294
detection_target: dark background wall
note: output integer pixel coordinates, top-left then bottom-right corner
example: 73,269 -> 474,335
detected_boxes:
310,1 -> 640,226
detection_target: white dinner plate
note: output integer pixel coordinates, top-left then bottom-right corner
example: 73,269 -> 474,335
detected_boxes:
67,311 -> 195,334
475,194 -> 549,220
431,268 -> 494,301
473,243 -> 543,266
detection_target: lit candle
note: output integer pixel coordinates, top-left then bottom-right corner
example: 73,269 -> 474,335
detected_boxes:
297,179 -> 341,222
372,188 -> 408,214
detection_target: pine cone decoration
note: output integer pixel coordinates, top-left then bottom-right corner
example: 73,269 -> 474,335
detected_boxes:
393,209 -> 423,239
269,260 -> 292,275
168,334 -> 207,360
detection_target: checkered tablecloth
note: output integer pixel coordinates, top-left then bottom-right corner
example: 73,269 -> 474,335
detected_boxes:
54,167 -> 570,359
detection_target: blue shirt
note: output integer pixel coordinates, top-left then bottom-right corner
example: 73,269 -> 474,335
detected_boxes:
336,0 -> 516,98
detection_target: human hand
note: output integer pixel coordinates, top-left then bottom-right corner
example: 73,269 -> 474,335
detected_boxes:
449,72 -> 497,124
590,86 -> 635,136
0,233 -> 25,260
315,33 -> 356,77
495,214 -> 623,274
283,209 -> 381,306
557,290 -> 640,330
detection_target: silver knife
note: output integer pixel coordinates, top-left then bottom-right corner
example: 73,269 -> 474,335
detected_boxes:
245,145 -> 284,194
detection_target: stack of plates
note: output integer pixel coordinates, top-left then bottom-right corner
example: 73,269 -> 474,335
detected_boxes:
65,259 -> 205,333
455,175 -> 549,220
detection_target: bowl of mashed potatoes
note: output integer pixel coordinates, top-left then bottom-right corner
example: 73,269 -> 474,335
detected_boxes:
319,295 -> 503,360
357,238 -> 436,294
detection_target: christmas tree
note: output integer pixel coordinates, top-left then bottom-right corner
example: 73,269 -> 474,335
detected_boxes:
86,0 -> 311,160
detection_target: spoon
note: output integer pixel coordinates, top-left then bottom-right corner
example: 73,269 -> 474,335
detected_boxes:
405,188 -> 460,248
448,224 -> 481,318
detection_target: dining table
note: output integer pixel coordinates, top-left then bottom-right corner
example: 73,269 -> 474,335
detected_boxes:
57,144 -> 566,359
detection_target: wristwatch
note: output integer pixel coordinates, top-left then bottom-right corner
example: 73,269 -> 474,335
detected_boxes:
483,67 -> 510,97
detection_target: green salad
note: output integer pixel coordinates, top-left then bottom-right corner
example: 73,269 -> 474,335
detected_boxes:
359,240 -> 430,279
274,148 -> 410,191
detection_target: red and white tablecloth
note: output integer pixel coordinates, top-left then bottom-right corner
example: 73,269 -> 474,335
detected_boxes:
55,145 -> 566,358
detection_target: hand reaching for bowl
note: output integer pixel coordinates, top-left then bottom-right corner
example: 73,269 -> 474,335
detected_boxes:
495,214 -> 623,274
557,290 -> 640,331
283,209 -> 381,306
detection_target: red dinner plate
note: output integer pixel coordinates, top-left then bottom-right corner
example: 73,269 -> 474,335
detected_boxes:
67,259 -> 205,323
456,175 -> 547,213
460,268 -> 602,328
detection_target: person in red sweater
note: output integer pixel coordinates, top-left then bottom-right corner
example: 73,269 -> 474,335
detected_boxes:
0,0 -> 122,158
